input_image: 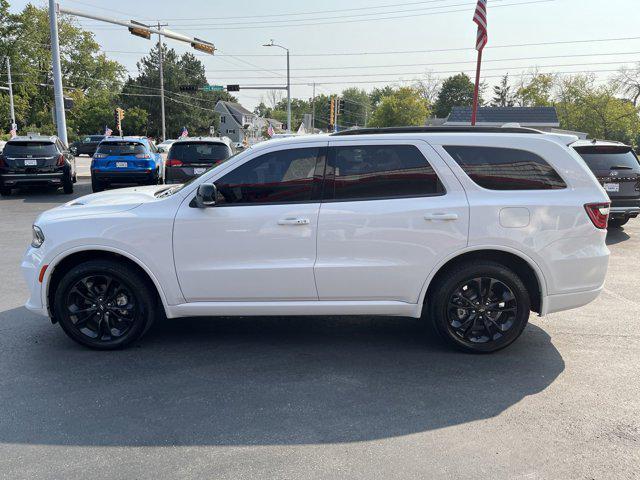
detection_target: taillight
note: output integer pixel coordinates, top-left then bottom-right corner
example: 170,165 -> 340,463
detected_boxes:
135,153 -> 151,159
57,154 -> 65,166
166,159 -> 183,167
584,202 -> 610,229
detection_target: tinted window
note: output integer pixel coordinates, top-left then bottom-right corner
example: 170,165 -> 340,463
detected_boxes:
325,144 -> 444,201
215,147 -> 322,205
444,146 -> 566,190
574,147 -> 640,173
170,142 -> 232,164
3,142 -> 58,157
96,142 -> 146,156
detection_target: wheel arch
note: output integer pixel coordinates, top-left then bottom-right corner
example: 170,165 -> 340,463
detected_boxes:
44,246 -> 169,322
417,247 -> 547,317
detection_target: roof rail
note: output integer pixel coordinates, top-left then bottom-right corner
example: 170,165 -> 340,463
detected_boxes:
330,126 -> 543,136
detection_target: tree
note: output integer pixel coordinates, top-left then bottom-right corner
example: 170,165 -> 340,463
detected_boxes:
340,87 -> 371,127
368,87 -> 429,127
369,86 -> 396,109
614,64 -> 640,107
272,97 -> 311,130
515,72 -> 556,107
433,73 -> 477,118
413,71 -> 442,106
491,74 -> 515,107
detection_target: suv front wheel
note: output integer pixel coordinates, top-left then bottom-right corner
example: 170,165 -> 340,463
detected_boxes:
427,261 -> 531,353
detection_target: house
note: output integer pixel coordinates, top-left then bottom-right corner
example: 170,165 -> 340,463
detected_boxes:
214,101 -> 261,145
444,106 -> 560,131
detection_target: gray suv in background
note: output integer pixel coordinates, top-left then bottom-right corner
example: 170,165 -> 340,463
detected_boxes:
165,137 -> 234,184
573,140 -> 640,228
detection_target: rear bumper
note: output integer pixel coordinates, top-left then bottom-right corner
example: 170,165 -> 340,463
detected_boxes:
0,172 -> 64,187
610,198 -> 640,218
92,169 -> 157,184
542,286 -> 604,316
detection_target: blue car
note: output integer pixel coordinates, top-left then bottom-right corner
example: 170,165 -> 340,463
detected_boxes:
90,137 -> 163,192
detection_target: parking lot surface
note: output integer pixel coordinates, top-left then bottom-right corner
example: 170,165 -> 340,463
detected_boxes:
1,181 -> 639,479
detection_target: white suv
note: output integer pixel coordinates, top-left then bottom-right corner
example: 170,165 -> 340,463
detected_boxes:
21,127 -> 611,353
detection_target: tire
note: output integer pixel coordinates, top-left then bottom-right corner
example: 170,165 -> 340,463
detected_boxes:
0,186 -> 11,196
91,178 -> 104,193
608,218 -> 629,229
426,261 -> 531,353
63,172 -> 74,194
53,260 -> 157,350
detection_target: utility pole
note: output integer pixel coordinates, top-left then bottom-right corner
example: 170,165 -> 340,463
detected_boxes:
48,0 -> 68,146
5,57 -> 16,133
157,22 -> 168,142
311,82 -> 316,132
263,40 -> 291,133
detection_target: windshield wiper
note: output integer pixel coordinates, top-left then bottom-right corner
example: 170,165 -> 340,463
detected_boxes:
610,165 -> 633,170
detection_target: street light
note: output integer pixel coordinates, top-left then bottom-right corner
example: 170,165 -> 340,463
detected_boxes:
263,39 -> 291,133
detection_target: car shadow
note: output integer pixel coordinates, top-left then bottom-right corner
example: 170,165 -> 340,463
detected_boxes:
606,228 -> 631,246
0,182 -> 92,204
0,306 -> 564,447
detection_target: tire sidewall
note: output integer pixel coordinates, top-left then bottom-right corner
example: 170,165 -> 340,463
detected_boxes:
429,263 -> 531,353
53,261 -> 155,350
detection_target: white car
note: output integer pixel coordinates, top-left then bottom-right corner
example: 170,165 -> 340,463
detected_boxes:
21,127 -> 611,352
156,139 -> 176,153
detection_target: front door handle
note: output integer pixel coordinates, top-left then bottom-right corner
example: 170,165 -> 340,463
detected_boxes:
278,217 -> 311,226
424,213 -> 459,221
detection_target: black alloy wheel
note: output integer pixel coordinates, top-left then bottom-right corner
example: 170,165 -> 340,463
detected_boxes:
54,260 -> 156,349
427,261 -> 530,353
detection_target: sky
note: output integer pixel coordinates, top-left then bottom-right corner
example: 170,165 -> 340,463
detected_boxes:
7,0 -> 640,114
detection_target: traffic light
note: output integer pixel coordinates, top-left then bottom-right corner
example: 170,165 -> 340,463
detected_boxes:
329,97 -> 335,129
114,108 -> 125,134
338,99 -> 345,115
227,84 -> 240,92
191,38 -> 216,55
180,85 -> 198,92
128,21 -> 151,40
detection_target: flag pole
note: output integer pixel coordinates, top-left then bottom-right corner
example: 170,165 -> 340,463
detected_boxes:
471,49 -> 482,126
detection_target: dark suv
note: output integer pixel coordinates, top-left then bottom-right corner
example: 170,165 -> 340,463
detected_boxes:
572,140 -> 640,228
0,135 -> 76,196
165,137 -> 234,184
70,135 -> 106,156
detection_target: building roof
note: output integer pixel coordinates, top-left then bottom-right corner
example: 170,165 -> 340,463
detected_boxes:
446,106 -> 560,127
218,101 -> 254,125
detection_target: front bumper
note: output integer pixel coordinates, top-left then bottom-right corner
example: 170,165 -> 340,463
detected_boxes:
1,172 -> 64,187
21,247 -> 49,318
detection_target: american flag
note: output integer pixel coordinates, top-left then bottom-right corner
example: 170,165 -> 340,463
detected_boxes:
180,126 -> 188,138
104,126 -> 113,136
473,0 -> 488,51
9,126 -> 17,138
267,123 -> 275,137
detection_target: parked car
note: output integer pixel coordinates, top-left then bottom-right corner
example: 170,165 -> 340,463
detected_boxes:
90,136 -> 164,192
572,140 -> 640,229
0,134 -> 76,196
156,139 -> 176,153
0,140 -> 6,153
165,137 -> 234,184
70,135 -> 106,157
23,127 -> 610,353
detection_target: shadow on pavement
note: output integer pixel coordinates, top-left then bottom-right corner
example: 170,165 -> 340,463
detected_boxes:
606,228 -> 631,246
0,182 -> 91,204
0,306 -> 565,447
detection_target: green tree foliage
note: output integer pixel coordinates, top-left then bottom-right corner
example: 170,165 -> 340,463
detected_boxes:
121,45 -> 236,139
433,73 -> 478,118
369,86 -> 395,109
491,74 -> 515,107
340,88 -> 371,127
368,87 -> 429,127
515,73 -> 555,107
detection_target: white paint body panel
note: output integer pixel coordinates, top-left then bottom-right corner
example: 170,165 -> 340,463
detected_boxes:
21,132 -> 610,321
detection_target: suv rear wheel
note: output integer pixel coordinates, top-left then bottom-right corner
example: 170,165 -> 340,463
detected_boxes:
53,260 -> 157,350
427,261 -> 531,353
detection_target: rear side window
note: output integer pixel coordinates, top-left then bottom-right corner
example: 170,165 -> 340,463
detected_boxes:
215,147 -> 323,205
444,146 -> 566,190
325,144 -> 444,201
574,147 -> 640,173
170,142 -> 232,164
97,142 -> 146,156
3,142 -> 59,157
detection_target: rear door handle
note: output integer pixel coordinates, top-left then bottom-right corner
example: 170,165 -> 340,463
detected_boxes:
278,217 -> 311,226
424,213 -> 459,221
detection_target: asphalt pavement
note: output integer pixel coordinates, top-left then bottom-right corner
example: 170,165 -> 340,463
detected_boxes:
0,180 -> 638,479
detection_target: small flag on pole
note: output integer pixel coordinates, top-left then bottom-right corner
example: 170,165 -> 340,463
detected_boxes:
9,126 -> 17,138
104,126 -> 113,137
267,123 -> 275,137
180,126 -> 189,138
473,0 -> 488,52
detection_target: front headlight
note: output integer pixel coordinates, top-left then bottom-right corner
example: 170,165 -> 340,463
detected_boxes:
31,225 -> 45,248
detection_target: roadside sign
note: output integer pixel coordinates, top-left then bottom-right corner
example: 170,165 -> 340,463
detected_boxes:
202,85 -> 224,92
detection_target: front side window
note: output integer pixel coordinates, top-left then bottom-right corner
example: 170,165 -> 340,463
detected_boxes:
215,147 -> 323,205
444,146 -> 566,190
324,144 -> 445,201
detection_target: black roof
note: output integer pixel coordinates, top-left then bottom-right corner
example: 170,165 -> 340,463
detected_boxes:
446,106 -> 559,126
331,126 -> 543,136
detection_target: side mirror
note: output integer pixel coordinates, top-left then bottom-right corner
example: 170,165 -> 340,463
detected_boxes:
194,183 -> 217,208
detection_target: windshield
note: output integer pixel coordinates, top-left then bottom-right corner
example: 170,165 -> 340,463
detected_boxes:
96,142 -> 147,156
574,147 -> 640,172
156,148 -> 249,198
3,142 -> 58,157
169,142 -> 232,164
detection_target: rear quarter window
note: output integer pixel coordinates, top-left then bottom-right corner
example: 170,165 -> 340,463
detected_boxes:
444,145 -> 567,190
